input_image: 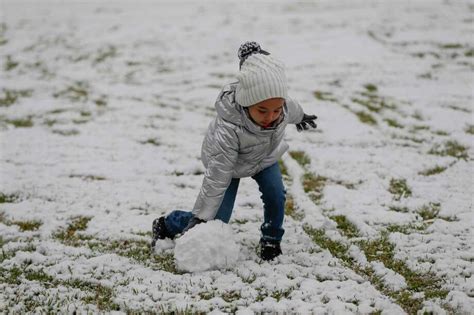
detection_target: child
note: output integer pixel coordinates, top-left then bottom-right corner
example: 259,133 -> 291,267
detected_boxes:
151,41 -> 317,261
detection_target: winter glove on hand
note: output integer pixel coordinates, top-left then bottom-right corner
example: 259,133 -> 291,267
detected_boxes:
182,216 -> 206,234
296,114 -> 318,132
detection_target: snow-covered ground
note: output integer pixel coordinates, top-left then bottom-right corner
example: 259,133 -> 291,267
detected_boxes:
1,0 -> 473,313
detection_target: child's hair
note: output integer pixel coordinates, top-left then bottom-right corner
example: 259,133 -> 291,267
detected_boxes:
235,41 -> 288,108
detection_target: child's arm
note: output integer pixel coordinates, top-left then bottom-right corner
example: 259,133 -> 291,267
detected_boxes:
191,121 -> 239,221
286,97 -> 318,131
286,97 -> 305,124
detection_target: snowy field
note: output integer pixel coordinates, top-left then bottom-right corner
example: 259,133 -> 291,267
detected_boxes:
1,0 -> 473,313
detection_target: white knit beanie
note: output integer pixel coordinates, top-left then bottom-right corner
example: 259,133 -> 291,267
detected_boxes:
235,42 -> 288,107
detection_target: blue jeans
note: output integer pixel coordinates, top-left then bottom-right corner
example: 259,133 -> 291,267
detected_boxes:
164,162 -> 286,241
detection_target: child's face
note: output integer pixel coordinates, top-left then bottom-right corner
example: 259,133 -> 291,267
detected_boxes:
248,98 -> 284,128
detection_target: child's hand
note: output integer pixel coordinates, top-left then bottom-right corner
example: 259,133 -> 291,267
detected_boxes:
296,114 -> 318,132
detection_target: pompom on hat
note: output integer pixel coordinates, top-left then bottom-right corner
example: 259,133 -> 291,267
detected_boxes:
235,41 -> 288,107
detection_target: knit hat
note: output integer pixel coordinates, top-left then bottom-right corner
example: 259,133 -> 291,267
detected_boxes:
235,42 -> 288,107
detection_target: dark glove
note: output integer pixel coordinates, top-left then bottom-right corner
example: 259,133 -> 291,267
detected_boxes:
296,114 -> 318,132
182,216 -> 206,234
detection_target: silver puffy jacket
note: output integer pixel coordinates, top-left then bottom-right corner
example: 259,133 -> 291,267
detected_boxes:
192,82 -> 305,220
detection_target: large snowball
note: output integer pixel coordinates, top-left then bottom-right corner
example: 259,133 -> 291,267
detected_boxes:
174,220 -> 240,273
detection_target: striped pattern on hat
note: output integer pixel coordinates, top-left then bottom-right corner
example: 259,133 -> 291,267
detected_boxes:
235,54 -> 288,107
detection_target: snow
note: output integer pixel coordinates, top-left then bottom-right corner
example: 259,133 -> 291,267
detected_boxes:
1,0 -> 473,313
174,220 -> 240,273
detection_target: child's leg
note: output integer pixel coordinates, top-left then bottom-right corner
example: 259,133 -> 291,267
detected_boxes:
251,162 -> 286,241
214,178 -> 240,223
164,178 -> 240,236
164,210 -> 193,237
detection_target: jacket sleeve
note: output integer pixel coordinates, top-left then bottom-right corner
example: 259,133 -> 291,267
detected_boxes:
192,121 -> 239,221
286,96 -> 305,124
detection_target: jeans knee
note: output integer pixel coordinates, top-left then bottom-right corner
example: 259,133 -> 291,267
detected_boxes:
261,183 -> 286,203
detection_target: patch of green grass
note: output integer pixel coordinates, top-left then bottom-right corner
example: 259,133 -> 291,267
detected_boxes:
6,117 -> 34,128
140,138 -> 161,146
358,233 -> 448,311
392,134 -> 424,144
10,220 -> 42,232
270,287 -> 294,302
0,265 -> 24,285
69,174 -> 106,181
388,178 -> 412,201
0,239 -> 36,263
233,219 -> 248,225
158,305 -> 202,315
416,202 -> 441,221
94,45 -> 117,64
72,118 -> 89,124
330,215 -> 359,238
411,125 -> 430,132
53,216 -> 92,245
304,224 -> 446,314
80,281 -> 119,311
0,264 -> 54,286
364,84 -> 378,93
302,173 -> 327,204
54,221 -> 179,274
352,98 -> 381,113
0,88 -> 33,107
428,140 -> 469,160
386,222 -> 428,234
132,231 -> 152,237
313,90 -> 337,102
388,205 -> 409,213
48,108 -> 69,115
0,192 -> 20,203
0,213 -> 6,227
464,124 -> 474,135
94,97 -> 107,107
412,111 -> 424,121
1,269 -> 121,312
447,105 -> 470,113
289,151 -> 310,168
285,194 -> 304,221
4,55 -> 19,71
418,165 -> 447,176
221,290 -> 242,303
384,118 -> 403,128
43,118 -> 58,127
52,129 -> 80,136
352,88 -> 397,115
25,268 -> 54,283
465,49 -> 474,57
329,178 -> 360,190
439,43 -> 463,49
303,225 -> 354,265
355,111 -> 377,125
433,130 -> 449,136
53,82 -> 89,102
87,238 -> 178,274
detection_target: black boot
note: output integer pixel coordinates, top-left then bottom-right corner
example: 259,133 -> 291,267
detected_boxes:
151,216 -> 173,248
260,239 -> 282,261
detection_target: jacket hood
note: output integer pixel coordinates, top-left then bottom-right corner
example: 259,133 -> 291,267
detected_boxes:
214,82 -> 286,135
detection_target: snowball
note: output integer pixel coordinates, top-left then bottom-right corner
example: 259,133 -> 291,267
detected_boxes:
153,238 -> 175,255
174,220 -> 240,273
